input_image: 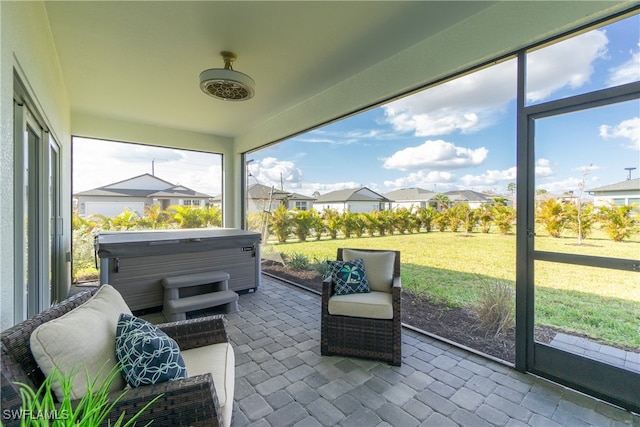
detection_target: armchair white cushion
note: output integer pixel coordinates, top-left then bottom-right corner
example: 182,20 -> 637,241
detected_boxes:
328,292 -> 394,319
342,248 -> 395,292
181,342 -> 235,427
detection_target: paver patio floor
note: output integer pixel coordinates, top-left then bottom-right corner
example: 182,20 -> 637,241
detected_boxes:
225,276 -> 639,427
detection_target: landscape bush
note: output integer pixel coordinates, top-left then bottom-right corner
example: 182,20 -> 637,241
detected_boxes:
475,281 -> 516,338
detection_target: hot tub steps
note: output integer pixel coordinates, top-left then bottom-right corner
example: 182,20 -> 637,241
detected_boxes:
162,270 -> 238,321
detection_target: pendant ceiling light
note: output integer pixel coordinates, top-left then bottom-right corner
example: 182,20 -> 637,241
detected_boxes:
199,51 -> 255,101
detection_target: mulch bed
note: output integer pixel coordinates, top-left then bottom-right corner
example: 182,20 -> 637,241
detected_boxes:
262,262 -> 564,364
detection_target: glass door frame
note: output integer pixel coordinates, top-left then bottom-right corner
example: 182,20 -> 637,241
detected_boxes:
515,50 -> 640,411
13,75 -> 60,322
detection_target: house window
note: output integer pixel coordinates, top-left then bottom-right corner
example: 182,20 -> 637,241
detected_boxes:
613,198 -> 626,205
295,201 -> 307,210
183,199 -> 192,206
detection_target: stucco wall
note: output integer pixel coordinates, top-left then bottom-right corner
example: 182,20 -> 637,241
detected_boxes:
1,1 -> 71,328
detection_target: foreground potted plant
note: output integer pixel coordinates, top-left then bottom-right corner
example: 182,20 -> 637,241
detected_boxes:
15,366 -> 161,427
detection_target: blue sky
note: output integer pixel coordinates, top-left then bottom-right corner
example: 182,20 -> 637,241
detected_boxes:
248,15 -> 639,197
75,15 -> 639,199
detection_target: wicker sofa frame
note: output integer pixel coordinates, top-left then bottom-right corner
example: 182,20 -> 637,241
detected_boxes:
1,288 -> 229,427
321,248 -> 402,366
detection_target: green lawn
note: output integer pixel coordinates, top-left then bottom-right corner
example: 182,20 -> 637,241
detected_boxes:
263,231 -> 640,349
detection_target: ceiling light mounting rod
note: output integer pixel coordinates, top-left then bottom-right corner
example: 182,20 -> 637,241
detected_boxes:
221,51 -> 236,70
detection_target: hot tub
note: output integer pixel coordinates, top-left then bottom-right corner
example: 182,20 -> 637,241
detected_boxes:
95,228 -> 261,311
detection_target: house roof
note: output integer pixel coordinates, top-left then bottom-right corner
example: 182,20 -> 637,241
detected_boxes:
247,183 -> 314,201
149,186 -> 212,199
587,178 -> 640,193
74,174 -> 212,199
314,187 -> 390,203
39,2 -> 628,151
444,190 -> 492,203
384,188 -> 436,202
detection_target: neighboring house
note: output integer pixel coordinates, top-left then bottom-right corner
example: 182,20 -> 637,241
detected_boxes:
74,174 -> 213,217
535,192 -> 581,205
384,187 -> 437,211
247,183 -> 315,213
314,187 -> 390,214
445,190 -> 494,209
587,178 -> 640,207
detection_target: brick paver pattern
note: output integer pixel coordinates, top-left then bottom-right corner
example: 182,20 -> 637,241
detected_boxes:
225,277 -> 638,427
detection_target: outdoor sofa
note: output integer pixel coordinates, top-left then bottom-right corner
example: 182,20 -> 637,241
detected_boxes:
1,285 -> 234,427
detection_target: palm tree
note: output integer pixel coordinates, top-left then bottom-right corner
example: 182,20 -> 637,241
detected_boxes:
308,209 -> 325,240
393,207 -> 413,234
340,211 -> 357,238
141,204 -> 165,229
476,205 -> 494,233
446,203 -> 463,232
598,204 -> 638,242
536,198 -> 567,238
112,208 -> 141,230
203,206 -> 223,227
433,211 -> 448,232
292,208 -> 314,241
416,206 -> 436,232
433,193 -> 450,211
353,213 -> 367,237
492,205 -> 516,235
168,205 -> 205,228
565,203 -> 595,242
377,210 -> 395,235
363,211 -> 380,237
270,204 -> 292,243
322,208 -> 341,239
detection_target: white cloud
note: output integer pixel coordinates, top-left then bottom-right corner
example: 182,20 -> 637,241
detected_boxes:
249,157 -> 303,188
383,29 -> 609,137
538,177 -> 586,194
526,30 -> 608,102
383,140 -> 488,171
300,128 -> 396,145
460,167 -> 517,187
607,47 -> 640,87
599,117 -> 640,150
384,171 -> 455,190
572,164 -> 600,174
535,158 -> 554,177
383,61 -> 515,137
72,138 -> 222,195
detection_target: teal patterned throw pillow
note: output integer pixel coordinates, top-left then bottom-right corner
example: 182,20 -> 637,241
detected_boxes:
115,313 -> 187,387
328,259 -> 370,295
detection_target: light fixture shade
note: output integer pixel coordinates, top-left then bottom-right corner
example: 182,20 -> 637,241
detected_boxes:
199,51 -> 255,101
199,68 -> 255,101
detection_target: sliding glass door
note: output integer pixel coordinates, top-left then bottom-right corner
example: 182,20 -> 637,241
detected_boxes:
14,80 -> 62,321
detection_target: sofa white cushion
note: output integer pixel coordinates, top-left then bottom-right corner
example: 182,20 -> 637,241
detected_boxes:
328,291 -> 394,319
181,342 -> 235,427
30,285 -> 131,400
342,249 -> 395,293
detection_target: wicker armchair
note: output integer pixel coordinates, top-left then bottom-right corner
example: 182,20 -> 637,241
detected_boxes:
1,288 -> 231,427
321,248 -> 402,366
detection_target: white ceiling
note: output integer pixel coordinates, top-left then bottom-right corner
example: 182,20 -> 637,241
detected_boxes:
43,1 -> 498,138
44,1 -> 633,147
